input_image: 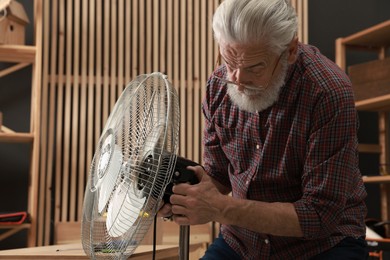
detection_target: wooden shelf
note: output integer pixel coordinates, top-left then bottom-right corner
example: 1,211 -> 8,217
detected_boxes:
0,224 -> 31,242
358,143 -> 381,153
340,20 -> 390,48
355,94 -> 390,111
336,20 -> 390,227
0,0 -> 42,247
363,175 -> 390,184
0,132 -> 34,143
0,45 -> 36,63
0,224 -> 31,230
336,20 -> 390,111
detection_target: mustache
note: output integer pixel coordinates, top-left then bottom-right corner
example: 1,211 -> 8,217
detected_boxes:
227,83 -> 263,96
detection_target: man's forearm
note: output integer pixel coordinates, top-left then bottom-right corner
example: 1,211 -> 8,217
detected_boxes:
215,195 -> 304,237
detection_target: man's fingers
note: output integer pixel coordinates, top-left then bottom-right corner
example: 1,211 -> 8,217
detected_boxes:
173,214 -> 190,226
171,204 -> 191,225
171,204 -> 187,215
157,202 -> 172,218
172,183 -> 191,195
169,192 -> 188,206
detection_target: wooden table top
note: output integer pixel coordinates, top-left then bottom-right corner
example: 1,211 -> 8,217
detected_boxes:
0,243 -> 194,259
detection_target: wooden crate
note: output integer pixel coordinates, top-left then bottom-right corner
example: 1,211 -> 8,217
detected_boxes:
348,57 -> 390,102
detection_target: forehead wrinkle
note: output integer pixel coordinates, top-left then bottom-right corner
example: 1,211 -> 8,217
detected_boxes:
220,41 -> 272,67
223,49 -> 270,68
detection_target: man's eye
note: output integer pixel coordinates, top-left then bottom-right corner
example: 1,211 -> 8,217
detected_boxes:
247,65 -> 266,75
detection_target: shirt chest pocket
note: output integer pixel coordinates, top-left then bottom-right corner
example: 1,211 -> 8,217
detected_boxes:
214,124 -> 254,174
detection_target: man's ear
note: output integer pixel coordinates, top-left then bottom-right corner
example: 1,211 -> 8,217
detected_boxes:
287,36 -> 298,64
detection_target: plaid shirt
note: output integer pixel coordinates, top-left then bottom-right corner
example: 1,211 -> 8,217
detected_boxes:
202,43 -> 367,259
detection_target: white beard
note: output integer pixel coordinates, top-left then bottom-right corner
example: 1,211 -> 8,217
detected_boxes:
227,58 -> 289,113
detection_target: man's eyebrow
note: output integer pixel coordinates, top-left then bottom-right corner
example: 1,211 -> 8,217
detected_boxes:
246,61 -> 266,70
220,54 -> 267,69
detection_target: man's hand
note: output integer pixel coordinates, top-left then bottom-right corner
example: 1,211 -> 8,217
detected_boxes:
169,165 -> 224,225
157,201 -> 173,219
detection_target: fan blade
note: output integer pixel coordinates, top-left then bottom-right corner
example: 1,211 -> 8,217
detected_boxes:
106,181 -> 146,237
94,130 -> 123,213
97,147 -> 122,213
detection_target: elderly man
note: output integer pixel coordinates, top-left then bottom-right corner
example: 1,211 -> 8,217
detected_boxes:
160,0 -> 368,258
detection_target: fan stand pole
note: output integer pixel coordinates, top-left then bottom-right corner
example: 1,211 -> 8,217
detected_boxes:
179,225 -> 190,260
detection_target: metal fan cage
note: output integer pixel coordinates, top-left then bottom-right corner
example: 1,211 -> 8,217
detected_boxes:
82,72 -> 180,259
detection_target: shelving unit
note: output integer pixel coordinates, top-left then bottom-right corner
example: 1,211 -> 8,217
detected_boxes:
336,20 -> 390,111
0,0 -> 42,247
335,19 -> 390,229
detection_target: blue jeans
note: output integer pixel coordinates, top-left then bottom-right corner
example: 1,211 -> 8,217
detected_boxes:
312,236 -> 368,260
201,234 -> 241,260
201,234 -> 368,259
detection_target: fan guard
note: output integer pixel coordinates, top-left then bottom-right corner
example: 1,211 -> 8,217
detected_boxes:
82,72 -> 180,259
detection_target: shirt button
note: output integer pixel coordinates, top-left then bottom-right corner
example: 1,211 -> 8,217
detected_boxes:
256,144 -> 260,149
264,239 -> 270,244
246,180 -> 250,185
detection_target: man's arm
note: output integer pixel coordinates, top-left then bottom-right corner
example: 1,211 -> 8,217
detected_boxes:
170,166 -> 303,237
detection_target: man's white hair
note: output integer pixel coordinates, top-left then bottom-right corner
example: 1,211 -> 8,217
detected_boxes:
212,0 -> 298,54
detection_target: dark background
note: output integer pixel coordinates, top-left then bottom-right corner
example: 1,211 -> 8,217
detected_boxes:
1,0 -> 390,250
308,0 -> 390,222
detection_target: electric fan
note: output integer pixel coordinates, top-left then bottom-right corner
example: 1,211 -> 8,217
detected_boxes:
81,72 -> 198,260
